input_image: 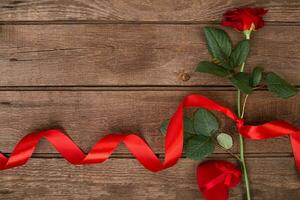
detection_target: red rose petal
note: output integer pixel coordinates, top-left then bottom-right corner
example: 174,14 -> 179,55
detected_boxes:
221,7 -> 268,31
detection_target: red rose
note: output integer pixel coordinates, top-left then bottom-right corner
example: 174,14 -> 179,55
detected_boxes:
221,8 -> 268,32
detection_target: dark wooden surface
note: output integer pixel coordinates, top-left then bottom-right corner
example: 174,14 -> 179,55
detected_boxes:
0,24 -> 299,86
1,158 -> 300,200
0,1 -> 299,199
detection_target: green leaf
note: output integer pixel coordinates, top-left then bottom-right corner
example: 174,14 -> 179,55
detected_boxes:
183,117 -> 194,134
193,109 -> 219,136
217,133 -> 233,150
160,119 -> 170,136
211,58 -> 232,70
160,117 -> 194,136
161,118 -> 196,146
184,135 -> 215,160
230,72 -> 253,94
230,40 -> 250,68
266,72 -> 298,99
184,131 -> 194,144
196,61 -> 229,77
204,27 -> 232,62
251,66 -> 263,87
220,62 -> 233,70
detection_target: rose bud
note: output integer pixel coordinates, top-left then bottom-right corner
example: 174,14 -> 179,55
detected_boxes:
221,8 -> 268,39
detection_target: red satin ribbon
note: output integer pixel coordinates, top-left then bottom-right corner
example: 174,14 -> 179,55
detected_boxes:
0,94 -> 241,171
197,161 -> 241,200
0,94 -> 299,199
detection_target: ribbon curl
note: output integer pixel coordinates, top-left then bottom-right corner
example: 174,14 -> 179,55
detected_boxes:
0,94 -> 299,199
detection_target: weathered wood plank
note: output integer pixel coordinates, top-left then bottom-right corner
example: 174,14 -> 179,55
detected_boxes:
0,90 -> 298,154
0,157 -> 299,199
0,0 -> 299,23
0,24 -> 299,86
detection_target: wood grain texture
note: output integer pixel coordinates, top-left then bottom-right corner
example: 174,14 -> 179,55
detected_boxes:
0,1 -> 299,198
0,0 -> 299,23
0,24 -> 299,86
0,90 -> 298,154
0,157 -> 299,199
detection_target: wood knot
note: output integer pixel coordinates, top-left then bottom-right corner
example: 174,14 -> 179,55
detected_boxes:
0,189 -> 13,194
180,73 -> 190,81
9,58 -> 18,62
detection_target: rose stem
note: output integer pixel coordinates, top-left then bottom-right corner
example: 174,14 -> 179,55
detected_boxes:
237,61 -> 251,200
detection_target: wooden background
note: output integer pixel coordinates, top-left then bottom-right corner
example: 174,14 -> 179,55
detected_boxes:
0,0 -> 299,199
